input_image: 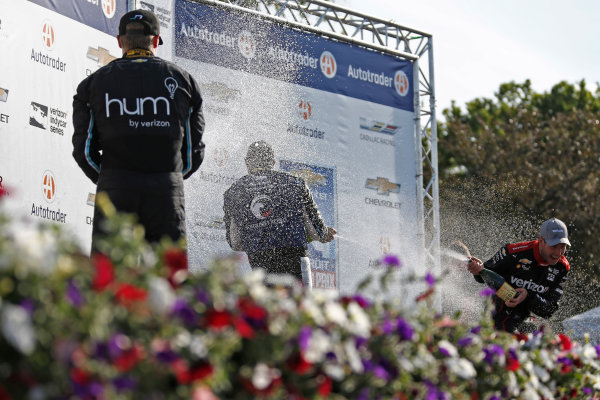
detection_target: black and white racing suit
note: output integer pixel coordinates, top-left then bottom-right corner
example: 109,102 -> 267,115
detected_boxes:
72,49 -> 205,251
223,169 -> 329,280
476,240 -> 570,332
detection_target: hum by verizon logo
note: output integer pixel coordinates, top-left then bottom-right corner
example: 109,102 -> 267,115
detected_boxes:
105,93 -> 170,117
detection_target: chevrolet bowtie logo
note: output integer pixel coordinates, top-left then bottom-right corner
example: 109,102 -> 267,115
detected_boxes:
291,169 -> 326,186
87,46 -> 117,66
365,177 -> 400,195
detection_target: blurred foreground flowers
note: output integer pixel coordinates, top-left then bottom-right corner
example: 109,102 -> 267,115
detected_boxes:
0,205 -> 599,399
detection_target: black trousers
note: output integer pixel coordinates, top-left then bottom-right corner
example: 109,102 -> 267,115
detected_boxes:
248,247 -> 307,281
92,170 -> 186,253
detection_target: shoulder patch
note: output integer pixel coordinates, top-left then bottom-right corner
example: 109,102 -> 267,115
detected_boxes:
507,240 -> 536,254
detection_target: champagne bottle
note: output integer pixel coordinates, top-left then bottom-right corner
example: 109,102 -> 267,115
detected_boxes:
478,267 -> 517,302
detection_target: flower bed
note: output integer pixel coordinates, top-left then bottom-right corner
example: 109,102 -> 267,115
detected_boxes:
0,197 -> 599,399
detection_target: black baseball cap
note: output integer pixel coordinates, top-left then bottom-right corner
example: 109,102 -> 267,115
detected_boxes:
119,9 -> 163,45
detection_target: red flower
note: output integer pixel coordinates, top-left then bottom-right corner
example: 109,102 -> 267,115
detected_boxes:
233,316 -> 255,339
558,333 -> 572,351
92,254 -> 115,291
114,344 -> 144,372
561,363 -> 571,374
513,332 -> 529,342
190,361 -> 214,382
205,309 -> 232,330
238,297 -> 267,320
164,248 -> 188,287
115,283 -> 148,305
70,368 -> 91,385
286,353 -> 313,375
317,375 -> 332,397
506,357 -> 520,371
172,359 -> 191,384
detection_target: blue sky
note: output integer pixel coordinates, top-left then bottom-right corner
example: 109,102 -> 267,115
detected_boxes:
341,0 -> 599,113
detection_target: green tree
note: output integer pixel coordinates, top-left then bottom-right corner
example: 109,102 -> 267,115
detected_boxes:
438,80 -> 600,324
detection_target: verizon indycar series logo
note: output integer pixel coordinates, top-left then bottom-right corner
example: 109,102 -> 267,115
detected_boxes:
29,101 -> 68,135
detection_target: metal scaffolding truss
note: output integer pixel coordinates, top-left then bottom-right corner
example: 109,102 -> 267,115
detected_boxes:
192,0 -> 441,273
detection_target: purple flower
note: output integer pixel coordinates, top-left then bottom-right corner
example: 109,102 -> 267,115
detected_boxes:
488,396 -> 501,400
583,387 -> 593,395
425,272 -> 435,287
479,287 -> 496,297
155,349 -> 178,364
66,279 -> 84,308
382,318 -> 393,335
355,336 -> 368,349
595,345 -> 600,358
470,326 -> 482,334
557,357 -> 572,366
298,326 -> 311,351
483,344 -> 504,365
108,333 -> 127,359
20,299 -> 35,314
438,346 -> 452,357
172,299 -> 196,326
381,254 -> 401,268
113,376 -> 138,391
357,388 -> 370,400
425,380 -> 448,400
373,365 -> 389,381
458,336 -> 473,347
396,317 -> 414,341
195,289 -> 211,304
352,294 -> 370,308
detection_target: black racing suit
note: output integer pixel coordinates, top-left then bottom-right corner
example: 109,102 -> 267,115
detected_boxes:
476,240 -> 570,332
223,169 -> 329,280
72,49 -> 205,251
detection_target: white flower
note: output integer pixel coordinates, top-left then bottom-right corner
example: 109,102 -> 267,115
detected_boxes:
301,298 -> 325,325
324,363 -> 345,380
11,224 -> 58,275
1,303 -> 35,355
147,277 -> 176,315
251,363 -> 280,390
344,339 -> 364,373
347,302 -> 371,337
438,340 -> 458,358
190,334 -> 208,358
324,301 -> 348,327
532,365 -> 550,382
538,349 -> 554,370
520,387 -> 540,400
304,329 -> 331,363
445,358 -> 476,379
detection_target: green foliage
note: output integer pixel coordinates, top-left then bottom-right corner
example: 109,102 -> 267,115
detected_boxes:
1,200 -> 600,399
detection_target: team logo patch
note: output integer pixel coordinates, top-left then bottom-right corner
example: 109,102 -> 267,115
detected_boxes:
250,195 -> 273,220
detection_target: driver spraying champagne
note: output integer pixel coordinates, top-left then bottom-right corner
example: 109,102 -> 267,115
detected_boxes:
464,218 -> 571,333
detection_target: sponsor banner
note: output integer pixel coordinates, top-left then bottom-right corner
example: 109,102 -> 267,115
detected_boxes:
26,0 -> 125,35
174,0 -> 414,111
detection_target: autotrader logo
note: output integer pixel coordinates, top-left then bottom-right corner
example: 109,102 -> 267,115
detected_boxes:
299,100 -> 311,120
365,177 -> 400,195
238,30 -> 256,60
41,20 -> 55,50
320,51 -> 337,78
42,170 -> 56,203
101,0 -> 117,19
394,70 -> 409,96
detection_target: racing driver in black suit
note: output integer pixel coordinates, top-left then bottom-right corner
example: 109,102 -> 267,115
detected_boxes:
72,10 -> 204,253
467,218 -> 571,332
